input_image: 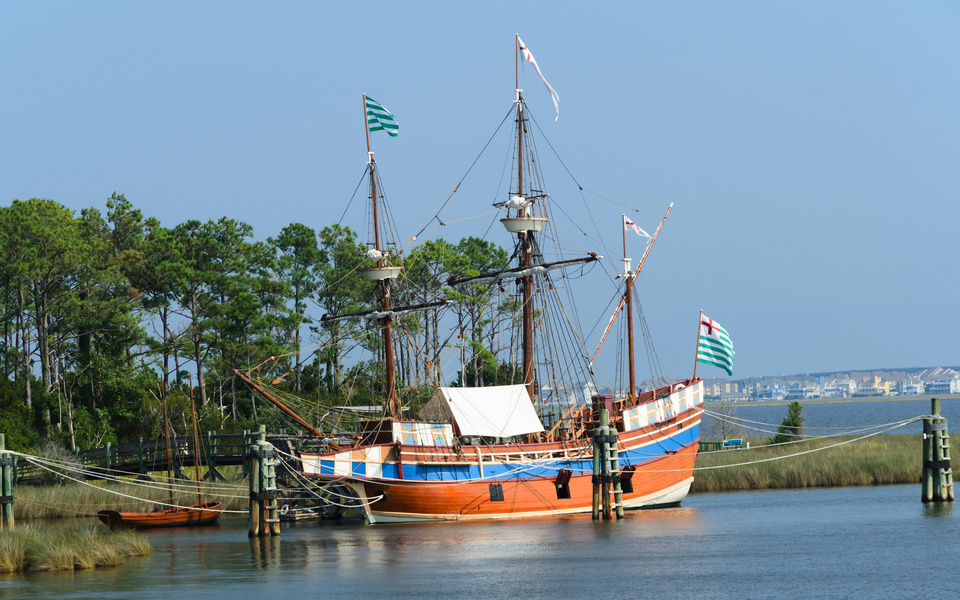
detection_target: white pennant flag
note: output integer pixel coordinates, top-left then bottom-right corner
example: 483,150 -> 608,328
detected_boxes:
623,214 -> 651,238
517,35 -> 560,121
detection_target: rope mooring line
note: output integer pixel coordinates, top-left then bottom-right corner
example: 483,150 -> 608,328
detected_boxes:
14,452 -> 247,497
11,452 -> 248,514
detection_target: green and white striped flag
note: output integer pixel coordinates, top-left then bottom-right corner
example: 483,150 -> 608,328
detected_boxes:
365,95 -> 398,137
697,314 -> 735,376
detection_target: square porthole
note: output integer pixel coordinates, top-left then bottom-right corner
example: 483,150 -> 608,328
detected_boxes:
620,464 -> 636,494
555,469 -> 572,499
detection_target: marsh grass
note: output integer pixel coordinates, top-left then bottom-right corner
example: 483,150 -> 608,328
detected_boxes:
0,525 -> 150,572
14,469 -> 247,520
692,434 -> 921,492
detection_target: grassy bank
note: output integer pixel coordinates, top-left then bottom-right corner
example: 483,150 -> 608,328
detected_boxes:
691,434 -> 920,492
13,474 -> 247,520
0,525 -> 150,572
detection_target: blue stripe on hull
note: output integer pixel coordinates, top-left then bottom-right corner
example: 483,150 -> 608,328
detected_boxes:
317,423 -> 700,482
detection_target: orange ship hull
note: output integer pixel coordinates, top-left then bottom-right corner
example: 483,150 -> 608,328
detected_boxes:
301,382 -> 705,523
351,443 -> 697,522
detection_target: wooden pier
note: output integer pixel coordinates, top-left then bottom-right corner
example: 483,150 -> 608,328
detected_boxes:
13,432 -> 308,485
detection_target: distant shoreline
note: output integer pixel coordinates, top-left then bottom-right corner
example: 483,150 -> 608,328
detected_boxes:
691,434 -> 920,492
705,394 -> 960,408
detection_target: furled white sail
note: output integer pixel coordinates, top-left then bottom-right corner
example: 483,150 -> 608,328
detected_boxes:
431,385 -> 544,437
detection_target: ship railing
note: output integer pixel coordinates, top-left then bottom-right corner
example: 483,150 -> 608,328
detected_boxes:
398,443 -> 590,465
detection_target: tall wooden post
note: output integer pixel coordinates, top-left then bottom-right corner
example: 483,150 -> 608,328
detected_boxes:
922,398 -> 954,503
609,429 -> 624,519
248,431 -> 261,537
598,410 -> 612,520
248,425 -> 280,537
0,434 -> 14,529
259,434 -> 281,536
592,427 -> 601,521
922,414 -> 933,502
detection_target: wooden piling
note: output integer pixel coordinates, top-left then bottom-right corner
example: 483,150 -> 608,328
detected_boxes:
922,415 -> 933,502
592,408 -> 610,521
0,434 -> 14,529
591,429 -> 601,521
922,398 -> 954,503
248,432 -> 261,537
248,425 -> 280,537
259,438 -> 280,536
609,428 -> 624,520
601,425 -> 612,520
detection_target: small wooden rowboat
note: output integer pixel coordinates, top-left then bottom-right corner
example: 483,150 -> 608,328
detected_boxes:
97,500 -> 222,529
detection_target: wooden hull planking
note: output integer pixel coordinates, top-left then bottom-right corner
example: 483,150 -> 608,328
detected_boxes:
355,444 -> 698,523
97,500 -> 222,529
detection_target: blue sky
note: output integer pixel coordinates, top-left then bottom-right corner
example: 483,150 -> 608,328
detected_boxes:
3,1 -> 959,380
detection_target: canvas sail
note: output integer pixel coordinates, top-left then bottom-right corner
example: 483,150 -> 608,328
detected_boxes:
422,385 -> 544,437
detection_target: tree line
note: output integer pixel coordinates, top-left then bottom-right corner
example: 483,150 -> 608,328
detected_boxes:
0,195 -> 516,452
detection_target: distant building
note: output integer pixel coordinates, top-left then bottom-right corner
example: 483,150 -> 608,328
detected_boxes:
823,378 -> 857,398
899,378 -> 925,395
853,376 -> 890,397
925,379 -> 960,395
703,379 -> 740,397
719,391 -> 751,402
757,378 -> 787,400
785,382 -> 820,399
919,368 -> 960,395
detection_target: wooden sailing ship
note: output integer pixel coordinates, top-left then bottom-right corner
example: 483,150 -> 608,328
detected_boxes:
246,38 -> 704,523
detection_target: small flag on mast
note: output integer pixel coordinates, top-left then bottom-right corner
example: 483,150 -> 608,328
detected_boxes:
517,35 -> 560,121
623,214 -> 651,238
696,314 -> 735,376
365,96 -> 399,137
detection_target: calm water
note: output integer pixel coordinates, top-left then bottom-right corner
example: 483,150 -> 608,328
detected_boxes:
3,484 -> 957,599
703,397 -> 960,438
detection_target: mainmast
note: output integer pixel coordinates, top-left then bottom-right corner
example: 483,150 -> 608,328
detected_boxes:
513,36 -> 535,406
518,95 -> 535,405
362,94 -> 400,419
499,35 -> 552,409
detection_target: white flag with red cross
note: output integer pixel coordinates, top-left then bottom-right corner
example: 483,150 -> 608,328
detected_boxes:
623,214 -> 651,238
517,35 -> 560,121
697,314 -> 735,376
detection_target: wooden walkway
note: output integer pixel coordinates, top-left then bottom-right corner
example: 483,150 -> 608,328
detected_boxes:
14,432 -> 309,485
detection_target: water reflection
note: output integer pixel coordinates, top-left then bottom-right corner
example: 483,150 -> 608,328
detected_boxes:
921,502 -> 955,518
250,536 -> 282,569
5,486 -> 958,600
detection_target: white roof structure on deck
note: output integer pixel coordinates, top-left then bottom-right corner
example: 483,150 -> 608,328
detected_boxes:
420,385 -> 544,438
